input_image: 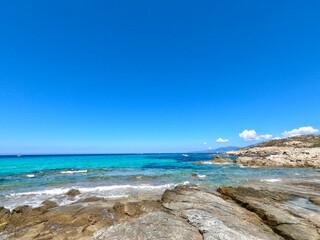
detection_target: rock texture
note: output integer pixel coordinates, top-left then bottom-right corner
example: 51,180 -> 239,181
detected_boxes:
93,212 -> 202,240
227,135 -> 320,168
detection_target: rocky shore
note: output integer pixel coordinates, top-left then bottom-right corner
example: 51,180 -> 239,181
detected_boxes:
0,176 -> 319,240
227,135 -> 320,168
197,156 -> 234,165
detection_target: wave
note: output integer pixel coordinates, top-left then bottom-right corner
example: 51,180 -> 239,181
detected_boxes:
198,174 -> 206,178
60,170 -> 88,174
260,178 -> 281,182
199,161 -> 233,165
9,183 -> 178,197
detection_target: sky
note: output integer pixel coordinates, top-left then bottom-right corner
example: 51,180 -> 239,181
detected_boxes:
0,0 -> 320,154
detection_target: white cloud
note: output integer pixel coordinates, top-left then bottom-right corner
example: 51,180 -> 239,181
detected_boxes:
203,142 -> 208,145
239,129 -> 272,141
282,126 -> 319,137
208,147 -> 213,150
216,138 -> 229,143
260,134 -> 272,140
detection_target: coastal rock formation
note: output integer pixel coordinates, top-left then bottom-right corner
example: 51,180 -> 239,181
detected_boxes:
218,186 -> 320,240
227,135 -> 320,168
197,155 -> 234,165
1,179 -> 319,240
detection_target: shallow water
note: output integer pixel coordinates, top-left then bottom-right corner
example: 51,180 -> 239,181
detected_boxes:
0,153 -> 318,209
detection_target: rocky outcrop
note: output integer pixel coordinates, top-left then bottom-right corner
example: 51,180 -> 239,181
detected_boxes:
218,186 -> 320,240
1,179 -> 319,240
227,135 -> 320,168
161,186 -> 281,240
198,155 -> 234,164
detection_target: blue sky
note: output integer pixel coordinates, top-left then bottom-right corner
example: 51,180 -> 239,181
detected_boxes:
1,0 -> 320,154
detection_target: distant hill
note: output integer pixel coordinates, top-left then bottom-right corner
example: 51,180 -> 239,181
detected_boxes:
244,134 -> 320,149
194,146 -> 240,154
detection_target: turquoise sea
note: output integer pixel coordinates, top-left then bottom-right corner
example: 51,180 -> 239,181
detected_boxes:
0,153 -> 317,209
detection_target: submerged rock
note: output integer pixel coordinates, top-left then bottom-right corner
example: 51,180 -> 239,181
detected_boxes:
197,156 -> 233,165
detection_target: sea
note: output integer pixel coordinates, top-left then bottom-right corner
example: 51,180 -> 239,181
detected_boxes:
0,153 -> 317,209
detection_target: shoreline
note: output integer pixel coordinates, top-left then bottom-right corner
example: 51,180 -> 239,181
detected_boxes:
1,175 -> 319,240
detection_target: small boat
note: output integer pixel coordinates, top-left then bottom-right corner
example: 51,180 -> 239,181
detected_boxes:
182,154 -> 189,157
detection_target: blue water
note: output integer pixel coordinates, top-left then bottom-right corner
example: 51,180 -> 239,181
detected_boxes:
0,153 -> 317,209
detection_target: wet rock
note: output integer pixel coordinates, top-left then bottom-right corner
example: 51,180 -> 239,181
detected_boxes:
66,188 -> 81,197
309,196 -> 320,205
93,211 -> 202,240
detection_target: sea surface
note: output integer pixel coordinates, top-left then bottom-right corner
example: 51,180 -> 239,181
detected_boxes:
0,153 -> 317,209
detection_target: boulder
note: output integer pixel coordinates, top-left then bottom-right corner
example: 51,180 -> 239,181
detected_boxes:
66,189 -> 81,197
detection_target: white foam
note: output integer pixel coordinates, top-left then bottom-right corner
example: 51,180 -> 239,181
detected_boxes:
26,174 -> 35,178
198,174 -> 206,178
260,179 -> 281,182
8,183 -> 176,197
77,183 -> 175,193
60,170 -> 88,174
200,161 -> 214,165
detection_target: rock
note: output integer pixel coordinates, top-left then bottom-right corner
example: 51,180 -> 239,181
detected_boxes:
83,196 -> 106,202
113,200 -> 163,221
1,179 -> 320,240
0,207 -> 10,231
218,186 -> 320,240
197,156 -> 233,165
93,211 -> 203,240
162,186 -> 281,240
66,188 -> 81,197
42,200 -> 58,209
213,155 -> 233,163
113,202 -> 141,217
227,135 -> 320,168
309,196 -> 320,205
0,206 -> 10,222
